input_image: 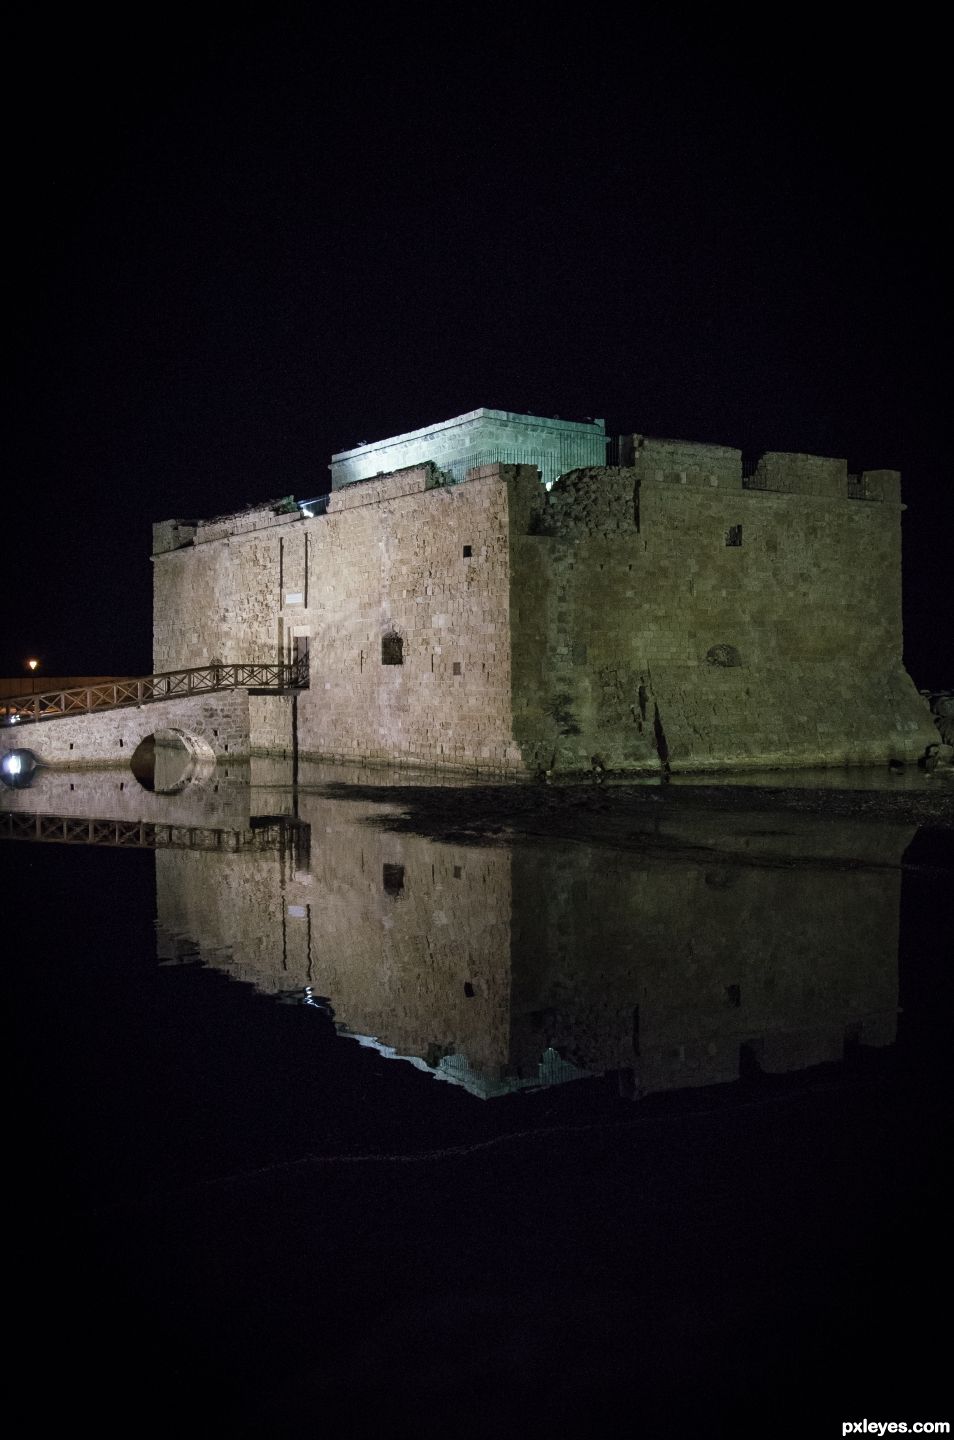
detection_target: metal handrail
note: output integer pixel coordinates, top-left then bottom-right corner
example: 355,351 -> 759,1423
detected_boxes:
0,658 -> 310,725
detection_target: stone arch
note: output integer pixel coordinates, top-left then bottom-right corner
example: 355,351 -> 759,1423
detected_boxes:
130,727 -> 216,793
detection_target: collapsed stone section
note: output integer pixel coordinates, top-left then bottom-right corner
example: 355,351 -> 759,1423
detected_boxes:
532,466 -> 641,540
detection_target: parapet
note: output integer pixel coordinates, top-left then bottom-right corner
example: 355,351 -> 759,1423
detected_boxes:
736,453 -> 900,503
331,408 -> 607,491
194,500 -> 298,546
849,469 -> 902,505
152,519 -> 197,555
324,463 -> 440,513
743,451 -> 846,498
622,434 -> 743,489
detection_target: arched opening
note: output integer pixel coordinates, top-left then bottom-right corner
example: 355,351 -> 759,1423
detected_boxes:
130,729 -> 216,793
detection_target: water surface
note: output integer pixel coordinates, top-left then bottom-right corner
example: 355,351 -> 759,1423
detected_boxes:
4,764 -> 951,1435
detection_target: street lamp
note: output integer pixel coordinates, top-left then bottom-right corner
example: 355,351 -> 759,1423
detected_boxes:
26,659 -> 39,696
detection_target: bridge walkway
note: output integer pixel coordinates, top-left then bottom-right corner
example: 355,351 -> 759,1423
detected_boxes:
1,661 -> 309,727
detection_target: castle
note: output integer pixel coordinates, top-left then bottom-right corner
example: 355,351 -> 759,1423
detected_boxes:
152,408 -> 936,776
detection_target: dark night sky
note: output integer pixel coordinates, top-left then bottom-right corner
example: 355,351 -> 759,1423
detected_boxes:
5,10 -> 950,686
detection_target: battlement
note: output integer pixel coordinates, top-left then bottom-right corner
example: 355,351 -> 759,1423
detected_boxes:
154,423 -> 903,559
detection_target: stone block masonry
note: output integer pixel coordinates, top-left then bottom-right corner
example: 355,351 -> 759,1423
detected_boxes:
152,421 -> 937,776
330,408 -> 606,491
155,464 -> 527,774
0,689 -> 290,769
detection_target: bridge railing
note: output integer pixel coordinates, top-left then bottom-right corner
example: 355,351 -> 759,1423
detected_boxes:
0,659 -> 309,726
0,810 -> 310,852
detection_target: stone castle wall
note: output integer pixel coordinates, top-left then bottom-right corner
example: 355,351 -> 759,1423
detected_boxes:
508,441 -> 935,772
155,465 -> 525,773
152,438 -> 936,776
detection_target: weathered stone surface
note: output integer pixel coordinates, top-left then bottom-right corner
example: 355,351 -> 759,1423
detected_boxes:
151,435 -> 937,776
0,689 -> 262,768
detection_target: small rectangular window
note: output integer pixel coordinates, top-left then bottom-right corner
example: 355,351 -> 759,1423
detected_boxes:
462,545 -> 472,558
452,662 -> 462,675
725,525 -> 742,547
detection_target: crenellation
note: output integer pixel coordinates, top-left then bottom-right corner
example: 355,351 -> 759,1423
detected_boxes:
622,434 -> 743,489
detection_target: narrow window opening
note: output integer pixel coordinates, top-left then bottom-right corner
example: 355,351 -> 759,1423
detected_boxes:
383,863 -> 405,896
212,729 -> 218,737
69,742 -> 74,750
725,524 -> 742,547
118,738 -> 123,748
462,545 -> 472,558
223,744 -> 229,752
381,633 -> 404,665
453,865 -> 462,878
452,661 -> 462,676
464,982 -> 475,998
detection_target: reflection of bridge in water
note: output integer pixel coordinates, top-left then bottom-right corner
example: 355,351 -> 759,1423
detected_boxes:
0,810 -> 308,854
1,767 -> 914,1101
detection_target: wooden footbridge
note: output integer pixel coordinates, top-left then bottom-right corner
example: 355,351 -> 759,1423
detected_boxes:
0,660 -> 309,726
0,811 -> 309,853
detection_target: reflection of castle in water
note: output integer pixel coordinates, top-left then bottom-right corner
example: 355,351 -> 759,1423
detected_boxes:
151,788 -> 910,1100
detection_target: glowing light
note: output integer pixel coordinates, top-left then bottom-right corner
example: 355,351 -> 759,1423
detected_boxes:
27,659 -> 39,671
2,754 -> 22,775
301,506 -> 314,518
